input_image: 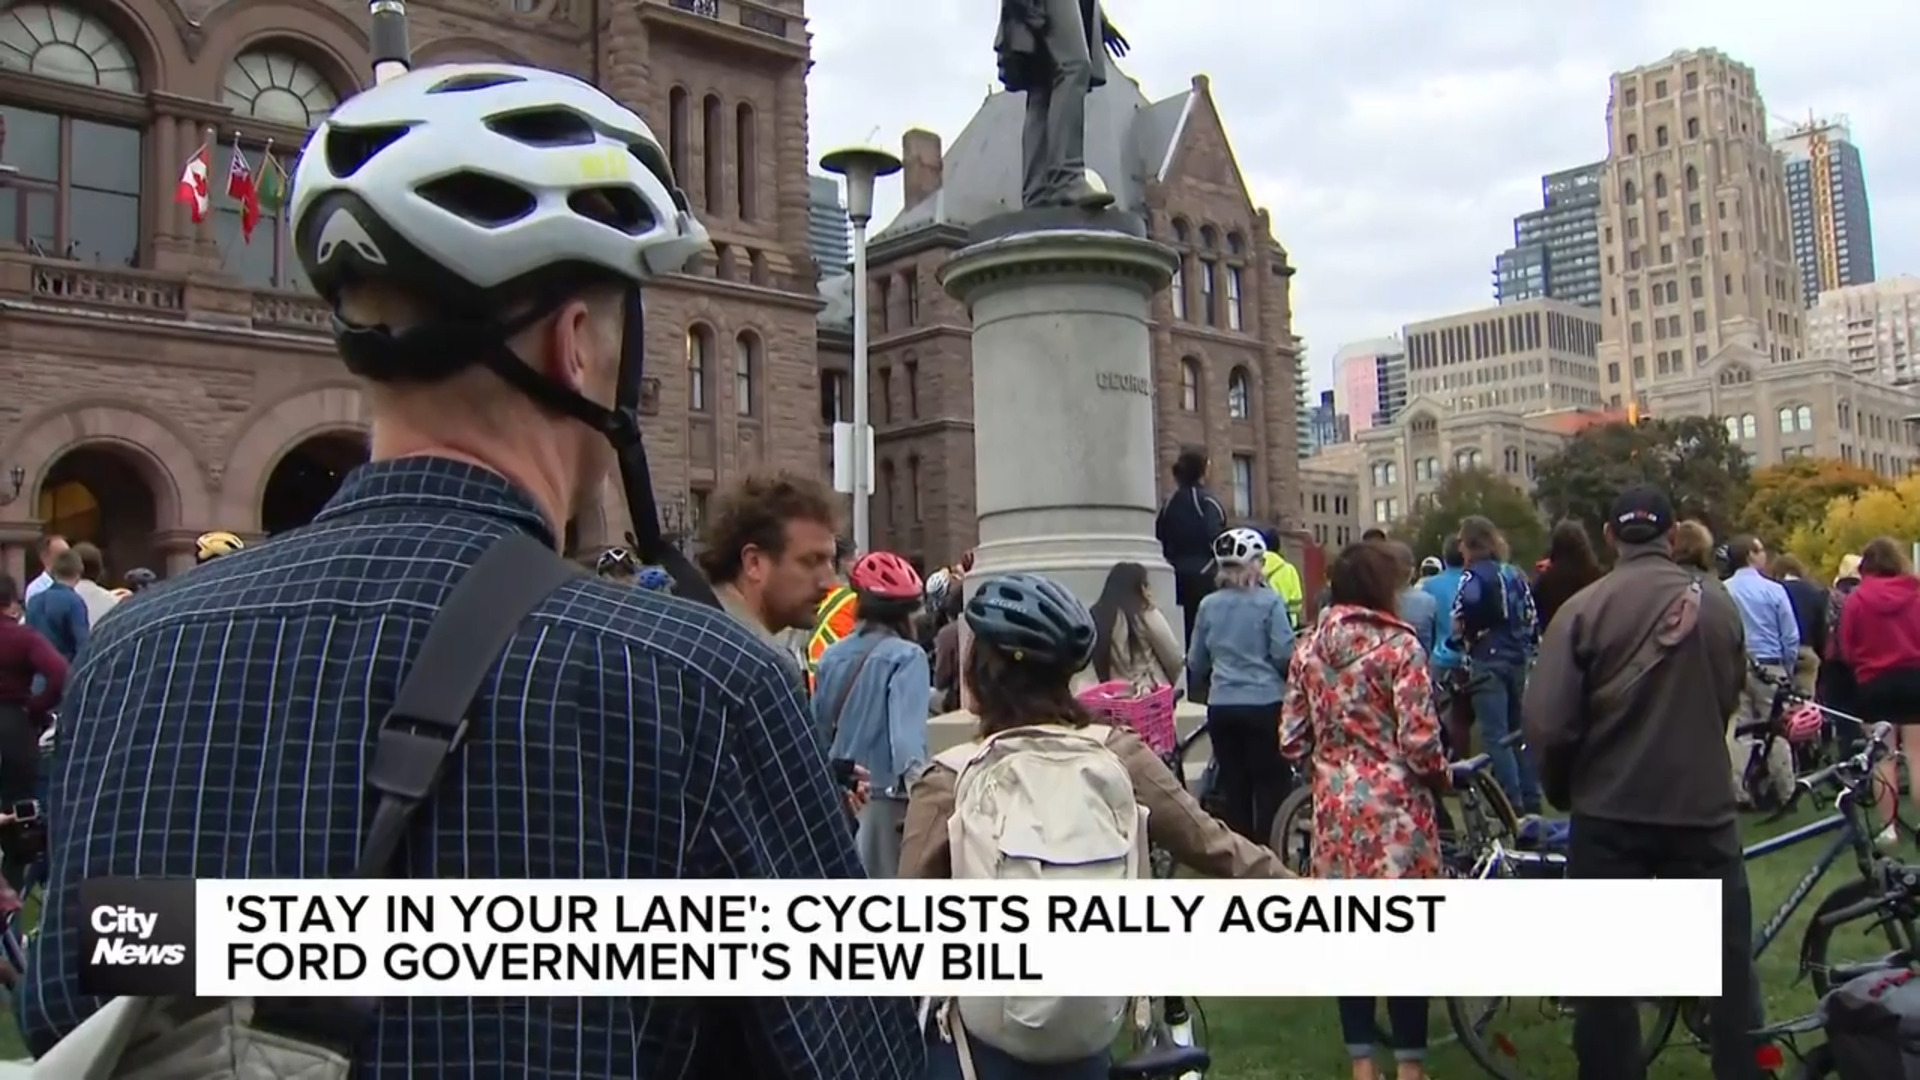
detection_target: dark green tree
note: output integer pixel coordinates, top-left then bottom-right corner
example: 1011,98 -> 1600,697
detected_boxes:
1392,466 -> 1548,567
1532,416 -> 1752,548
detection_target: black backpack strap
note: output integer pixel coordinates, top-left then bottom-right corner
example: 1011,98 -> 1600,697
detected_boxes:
254,531 -> 583,1049
353,531 -> 584,877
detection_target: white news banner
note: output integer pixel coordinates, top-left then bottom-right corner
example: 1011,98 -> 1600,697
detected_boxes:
178,879 -> 1724,999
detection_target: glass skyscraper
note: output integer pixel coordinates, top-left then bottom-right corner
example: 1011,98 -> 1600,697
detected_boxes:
1776,117 -> 1875,302
1492,161 -> 1604,308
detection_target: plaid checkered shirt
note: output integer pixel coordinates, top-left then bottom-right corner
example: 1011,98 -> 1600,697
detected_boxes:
19,456 -> 924,1078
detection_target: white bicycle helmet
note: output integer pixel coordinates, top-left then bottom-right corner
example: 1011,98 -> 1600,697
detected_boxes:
290,63 -> 707,304
925,566 -> 955,609
1212,527 -> 1267,568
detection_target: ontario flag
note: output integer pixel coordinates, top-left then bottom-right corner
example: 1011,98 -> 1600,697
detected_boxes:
226,144 -> 262,242
174,143 -> 210,224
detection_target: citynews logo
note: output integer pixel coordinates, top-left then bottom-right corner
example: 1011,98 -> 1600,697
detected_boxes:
78,877 -> 196,997
90,905 -> 185,966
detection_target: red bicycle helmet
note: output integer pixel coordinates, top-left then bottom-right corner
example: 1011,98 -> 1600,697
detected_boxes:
850,551 -> 923,601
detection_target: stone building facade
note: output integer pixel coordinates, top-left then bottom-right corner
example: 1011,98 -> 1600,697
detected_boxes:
817,74 -> 1303,571
0,0 -> 823,582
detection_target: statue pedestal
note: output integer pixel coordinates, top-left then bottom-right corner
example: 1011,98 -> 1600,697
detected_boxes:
941,209 -> 1178,610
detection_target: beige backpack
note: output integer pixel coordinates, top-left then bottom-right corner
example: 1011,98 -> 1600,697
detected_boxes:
932,724 -> 1148,1065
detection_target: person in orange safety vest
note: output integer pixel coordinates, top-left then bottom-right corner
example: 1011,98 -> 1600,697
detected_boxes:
805,538 -> 859,693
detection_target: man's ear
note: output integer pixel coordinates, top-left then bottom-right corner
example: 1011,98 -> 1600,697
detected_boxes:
536,299 -> 595,395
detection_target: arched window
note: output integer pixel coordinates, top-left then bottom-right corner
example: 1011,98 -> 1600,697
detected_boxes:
1684,165 -> 1699,192
1725,416 -> 1741,441
221,50 -> 337,127
667,87 -> 690,184
1778,406 -> 1795,433
1227,367 -> 1251,419
734,102 -> 757,219
1741,413 -> 1757,440
879,460 -> 897,527
216,50 -> 340,289
1199,225 -> 1217,249
0,3 -> 137,90
1623,179 -> 1637,202
686,326 -> 711,411
733,332 -> 757,417
1171,217 -> 1189,244
0,4 -> 145,266
908,456 -> 922,522
1226,231 -> 1244,255
1179,358 -> 1200,411
701,93 -> 723,210
1654,173 -> 1668,198
1796,404 -> 1813,432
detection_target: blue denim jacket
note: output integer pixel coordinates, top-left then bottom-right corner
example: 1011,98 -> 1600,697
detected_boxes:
1187,585 -> 1294,706
815,629 -> 931,798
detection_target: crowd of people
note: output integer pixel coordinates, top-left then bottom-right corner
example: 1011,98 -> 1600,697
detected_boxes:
2,57 -> 1919,1080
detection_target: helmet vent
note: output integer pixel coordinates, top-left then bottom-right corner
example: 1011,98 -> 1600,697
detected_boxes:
569,187 -> 656,235
416,172 -> 536,228
324,124 -> 410,178
429,71 -> 526,94
487,108 -> 596,148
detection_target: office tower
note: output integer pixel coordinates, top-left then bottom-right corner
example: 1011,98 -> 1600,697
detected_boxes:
1595,49 -> 1807,411
1775,116 -> 1876,301
807,174 -> 852,271
1403,297 -> 1605,413
1295,351 -> 1314,459
1807,276 -> 1920,384
1307,389 -> 1351,453
1333,338 -> 1407,433
1492,161 -> 1605,308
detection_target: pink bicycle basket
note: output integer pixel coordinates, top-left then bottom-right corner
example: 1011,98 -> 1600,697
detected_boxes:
1076,680 -> 1178,756
1783,701 -> 1826,744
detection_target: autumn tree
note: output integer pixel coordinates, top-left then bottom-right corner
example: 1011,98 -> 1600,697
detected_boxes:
1393,467 -> 1548,568
1737,457 -> 1885,548
1532,416 -> 1752,549
1787,475 -> 1920,581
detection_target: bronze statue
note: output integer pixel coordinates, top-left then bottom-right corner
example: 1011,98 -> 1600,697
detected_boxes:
994,0 -> 1129,210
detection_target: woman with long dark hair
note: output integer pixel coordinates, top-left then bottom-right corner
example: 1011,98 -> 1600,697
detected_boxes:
1532,520 -> 1604,632
1085,561 -> 1184,692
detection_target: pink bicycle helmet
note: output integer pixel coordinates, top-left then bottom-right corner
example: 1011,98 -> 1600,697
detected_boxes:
1783,701 -> 1825,743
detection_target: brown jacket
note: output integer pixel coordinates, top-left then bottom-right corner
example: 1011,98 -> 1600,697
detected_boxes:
899,723 -> 1289,880
1522,543 -> 1746,827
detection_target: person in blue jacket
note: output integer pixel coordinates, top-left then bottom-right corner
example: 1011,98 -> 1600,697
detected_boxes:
1448,516 -> 1542,814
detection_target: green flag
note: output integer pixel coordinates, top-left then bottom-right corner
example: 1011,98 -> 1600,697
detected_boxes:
257,152 -> 286,211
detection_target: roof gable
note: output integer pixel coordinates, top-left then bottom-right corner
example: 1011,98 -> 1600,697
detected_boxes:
1157,76 -> 1256,209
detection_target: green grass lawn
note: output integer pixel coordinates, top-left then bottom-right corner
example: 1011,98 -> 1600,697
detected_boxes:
0,808 -> 1863,1074
1191,807 -> 1858,1079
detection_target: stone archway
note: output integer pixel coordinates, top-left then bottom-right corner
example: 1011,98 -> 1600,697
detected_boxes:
260,431 -> 369,535
35,445 -> 161,582
217,384 -> 367,528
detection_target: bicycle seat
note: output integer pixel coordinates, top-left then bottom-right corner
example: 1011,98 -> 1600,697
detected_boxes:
1829,952 -> 1914,985
1110,1045 -> 1211,1080
1454,754 -> 1492,776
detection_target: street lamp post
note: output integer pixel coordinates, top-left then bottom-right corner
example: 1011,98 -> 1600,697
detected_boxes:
819,145 -> 901,555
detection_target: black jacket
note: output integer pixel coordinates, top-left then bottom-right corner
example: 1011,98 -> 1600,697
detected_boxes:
1782,577 -> 1828,659
1155,484 -> 1225,576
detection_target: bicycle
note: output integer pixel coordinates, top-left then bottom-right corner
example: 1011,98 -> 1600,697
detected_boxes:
1445,719 -> 1919,1080
1076,686 -> 1213,1078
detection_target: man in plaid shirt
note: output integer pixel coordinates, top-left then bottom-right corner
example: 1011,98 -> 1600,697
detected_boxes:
22,64 -> 921,1078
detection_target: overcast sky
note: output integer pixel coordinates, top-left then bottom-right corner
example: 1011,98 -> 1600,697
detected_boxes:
804,0 -> 1917,391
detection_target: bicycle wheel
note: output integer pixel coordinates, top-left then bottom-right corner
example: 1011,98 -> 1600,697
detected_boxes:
1799,876 -> 1918,997
1446,995 -> 1678,1080
1268,786 -> 1313,875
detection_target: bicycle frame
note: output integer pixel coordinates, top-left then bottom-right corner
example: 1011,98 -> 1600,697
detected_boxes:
1744,810 -> 1868,960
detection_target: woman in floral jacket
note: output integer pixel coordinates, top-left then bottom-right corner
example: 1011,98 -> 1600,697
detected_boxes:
1282,539 -> 1449,1080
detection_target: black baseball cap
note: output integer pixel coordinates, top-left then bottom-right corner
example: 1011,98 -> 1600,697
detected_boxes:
1609,485 -> 1675,542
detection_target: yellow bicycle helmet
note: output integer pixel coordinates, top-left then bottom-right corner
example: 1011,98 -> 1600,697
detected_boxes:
196,530 -> 246,564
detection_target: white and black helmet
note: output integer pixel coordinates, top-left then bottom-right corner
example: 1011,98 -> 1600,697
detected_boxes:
290,63 -> 708,310
1212,527 -> 1267,568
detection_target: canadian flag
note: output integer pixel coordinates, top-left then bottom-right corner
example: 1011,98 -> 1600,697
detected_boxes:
174,144 -> 211,224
